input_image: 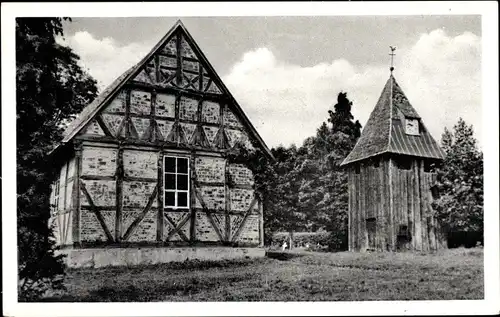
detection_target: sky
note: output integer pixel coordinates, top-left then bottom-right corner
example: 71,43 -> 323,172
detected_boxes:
59,16 -> 482,149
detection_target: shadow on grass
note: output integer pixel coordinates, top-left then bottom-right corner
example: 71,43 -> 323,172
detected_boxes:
265,251 -> 305,261
67,258 -> 260,275
41,273 -> 254,302
41,258 -> 268,302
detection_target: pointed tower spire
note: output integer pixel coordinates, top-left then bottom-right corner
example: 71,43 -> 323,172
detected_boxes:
341,74 -> 445,166
389,46 -> 396,74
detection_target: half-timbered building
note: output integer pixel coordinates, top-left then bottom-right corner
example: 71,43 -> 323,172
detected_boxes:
49,20 -> 272,267
341,73 -> 447,252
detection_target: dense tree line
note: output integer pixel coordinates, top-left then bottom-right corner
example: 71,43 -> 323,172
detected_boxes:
257,92 -> 362,249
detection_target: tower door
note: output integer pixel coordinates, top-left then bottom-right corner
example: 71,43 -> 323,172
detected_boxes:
366,218 -> 376,250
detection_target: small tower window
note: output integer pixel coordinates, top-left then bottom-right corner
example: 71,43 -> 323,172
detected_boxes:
395,157 -> 412,170
396,224 -> 411,250
405,118 -> 420,135
430,185 -> 440,200
398,225 -> 410,238
366,218 -> 377,250
424,160 -> 436,173
355,165 -> 360,174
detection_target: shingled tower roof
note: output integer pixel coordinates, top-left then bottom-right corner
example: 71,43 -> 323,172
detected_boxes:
341,74 -> 445,166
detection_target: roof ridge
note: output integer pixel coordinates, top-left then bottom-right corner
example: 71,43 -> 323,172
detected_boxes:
341,73 -> 444,166
59,22 -> 183,144
387,74 -> 394,152
391,78 -> 421,119
177,21 -> 274,160
52,20 -> 274,160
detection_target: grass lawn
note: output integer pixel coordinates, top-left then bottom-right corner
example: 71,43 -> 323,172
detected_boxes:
42,247 -> 483,302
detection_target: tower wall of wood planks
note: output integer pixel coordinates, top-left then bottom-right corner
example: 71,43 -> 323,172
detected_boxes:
347,158 -> 447,252
48,21 -> 271,263
342,74 -> 447,252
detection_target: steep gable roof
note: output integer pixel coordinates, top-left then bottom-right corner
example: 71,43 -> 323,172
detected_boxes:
54,20 -> 273,159
341,74 -> 444,166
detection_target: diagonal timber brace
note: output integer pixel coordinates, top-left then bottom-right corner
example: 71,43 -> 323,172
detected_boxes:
122,185 -> 158,241
192,176 -> 225,242
80,182 -> 115,242
165,213 -> 191,241
231,196 -> 258,242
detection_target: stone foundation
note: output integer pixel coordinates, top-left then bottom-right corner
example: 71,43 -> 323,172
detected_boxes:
58,247 -> 265,268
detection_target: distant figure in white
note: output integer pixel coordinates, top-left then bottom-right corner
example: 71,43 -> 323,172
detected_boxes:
282,240 -> 288,252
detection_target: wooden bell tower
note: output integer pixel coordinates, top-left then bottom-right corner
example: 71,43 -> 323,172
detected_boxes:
341,49 -> 446,252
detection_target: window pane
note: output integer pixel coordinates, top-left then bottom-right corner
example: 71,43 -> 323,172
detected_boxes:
177,158 -> 188,174
177,192 -> 188,207
165,157 -> 176,173
177,174 -> 188,190
165,173 -> 176,189
165,191 -> 175,206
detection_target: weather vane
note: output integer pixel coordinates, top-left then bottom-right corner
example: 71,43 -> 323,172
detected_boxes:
389,46 -> 396,73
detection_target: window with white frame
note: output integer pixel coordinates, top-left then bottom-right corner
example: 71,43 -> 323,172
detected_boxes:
164,156 -> 190,208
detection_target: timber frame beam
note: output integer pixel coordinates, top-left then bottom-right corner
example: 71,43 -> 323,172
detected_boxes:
71,143 -> 83,246
80,182 -> 115,242
122,185 -> 159,241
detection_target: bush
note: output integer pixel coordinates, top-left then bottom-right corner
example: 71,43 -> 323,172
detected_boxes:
327,229 -> 348,251
270,232 -> 331,249
447,231 -> 483,248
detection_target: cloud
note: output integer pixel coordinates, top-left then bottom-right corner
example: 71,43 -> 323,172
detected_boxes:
56,32 -> 151,90
224,29 -> 482,149
397,30 -> 482,147
58,29 -> 481,149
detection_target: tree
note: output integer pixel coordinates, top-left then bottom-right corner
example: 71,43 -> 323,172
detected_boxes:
244,92 -> 361,249
238,143 -> 306,246
17,17 -> 98,300
328,92 -> 362,140
297,92 -> 361,249
432,118 -> 483,246
269,145 -> 309,247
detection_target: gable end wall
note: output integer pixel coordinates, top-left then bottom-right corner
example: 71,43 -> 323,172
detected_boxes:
53,23 -> 269,250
